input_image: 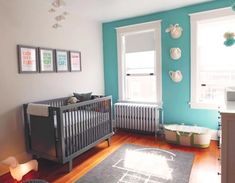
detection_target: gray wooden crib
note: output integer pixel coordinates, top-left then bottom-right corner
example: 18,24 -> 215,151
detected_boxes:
23,96 -> 113,172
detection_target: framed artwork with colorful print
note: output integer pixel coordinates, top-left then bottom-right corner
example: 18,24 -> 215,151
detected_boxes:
69,51 -> 81,72
17,45 -> 38,73
55,49 -> 69,72
39,48 -> 55,73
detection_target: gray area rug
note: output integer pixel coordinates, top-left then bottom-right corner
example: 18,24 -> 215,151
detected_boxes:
76,144 -> 194,183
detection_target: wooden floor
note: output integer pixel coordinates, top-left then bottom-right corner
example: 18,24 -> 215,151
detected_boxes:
1,131 -> 221,183
39,131 -> 220,183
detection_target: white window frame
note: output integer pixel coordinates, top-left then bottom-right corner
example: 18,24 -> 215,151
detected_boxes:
116,20 -> 162,105
190,8 -> 234,109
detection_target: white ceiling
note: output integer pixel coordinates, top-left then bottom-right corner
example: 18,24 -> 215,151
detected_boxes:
65,0 -> 213,22
1,0 -> 214,23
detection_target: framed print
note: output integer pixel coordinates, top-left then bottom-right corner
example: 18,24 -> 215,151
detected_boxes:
39,48 -> 55,73
69,51 -> 81,72
55,50 -> 69,72
17,45 -> 38,73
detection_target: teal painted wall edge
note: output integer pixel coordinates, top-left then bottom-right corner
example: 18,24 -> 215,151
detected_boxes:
103,0 -> 234,129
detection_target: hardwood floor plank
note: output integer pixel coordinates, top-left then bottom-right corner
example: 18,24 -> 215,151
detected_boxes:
0,131 -> 220,183
51,131 -> 220,183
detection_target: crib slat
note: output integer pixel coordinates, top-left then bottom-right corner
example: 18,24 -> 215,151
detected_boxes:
95,102 -> 98,138
98,102 -> 101,138
75,109 -> 78,152
66,111 -> 71,156
83,106 -> 86,148
83,107 -> 88,147
88,104 -> 91,144
87,106 -> 90,144
90,104 -> 93,144
103,103 -> 106,135
98,102 -> 102,138
105,102 -> 109,134
90,103 -> 94,143
103,102 -> 106,135
74,109 -> 77,152
95,103 -> 98,140
63,112 -> 67,156
67,111 -> 71,154
92,104 -> 95,142
85,107 -> 88,147
99,102 -> 103,136
91,104 -> 94,143
76,107 -> 80,150
69,111 -> 73,154
92,103 -> 95,143
64,112 -> 68,156
105,102 -> 107,133
87,104 -> 91,145
69,111 -> 72,155
73,109 -> 76,152
104,102 -> 108,134
78,106 -> 82,150
81,107 -> 84,149
80,107 -> 84,148
71,110 -> 75,153
80,107 -> 83,148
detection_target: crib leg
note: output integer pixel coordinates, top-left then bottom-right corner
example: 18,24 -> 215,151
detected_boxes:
68,159 -> 73,172
107,137 -> 111,146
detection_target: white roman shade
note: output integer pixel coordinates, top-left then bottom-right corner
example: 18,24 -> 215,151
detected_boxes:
125,31 -> 155,53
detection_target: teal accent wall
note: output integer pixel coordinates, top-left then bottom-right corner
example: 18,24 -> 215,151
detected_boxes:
103,0 -> 233,129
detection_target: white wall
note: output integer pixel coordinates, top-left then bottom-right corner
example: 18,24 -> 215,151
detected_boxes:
0,0 -> 104,175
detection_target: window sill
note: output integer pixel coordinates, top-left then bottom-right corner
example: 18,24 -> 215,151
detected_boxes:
118,100 -> 163,107
189,102 -> 223,110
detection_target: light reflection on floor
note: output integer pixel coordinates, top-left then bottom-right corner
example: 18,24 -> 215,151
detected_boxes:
190,169 -> 220,183
112,148 -> 176,183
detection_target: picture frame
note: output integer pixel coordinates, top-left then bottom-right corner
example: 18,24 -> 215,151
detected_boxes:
69,51 -> 82,72
17,45 -> 38,73
39,48 -> 55,73
55,49 -> 69,72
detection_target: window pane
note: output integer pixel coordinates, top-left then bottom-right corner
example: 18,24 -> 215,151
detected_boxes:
119,26 -> 160,104
198,71 -> 234,103
198,85 -> 225,103
196,15 -> 235,104
126,75 -> 156,102
125,51 -> 155,74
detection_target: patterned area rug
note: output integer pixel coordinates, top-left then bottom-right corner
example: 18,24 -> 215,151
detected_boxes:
76,144 -> 194,183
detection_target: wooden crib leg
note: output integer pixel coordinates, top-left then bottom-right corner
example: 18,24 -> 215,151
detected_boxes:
69,159 -> 73,172
107,137 -> 111,146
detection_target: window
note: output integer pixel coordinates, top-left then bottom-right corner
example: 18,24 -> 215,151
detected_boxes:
190,8 -> 235,109
116,21 -> 162,104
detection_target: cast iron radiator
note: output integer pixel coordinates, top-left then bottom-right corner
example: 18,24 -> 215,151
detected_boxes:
114,103 -> 160,133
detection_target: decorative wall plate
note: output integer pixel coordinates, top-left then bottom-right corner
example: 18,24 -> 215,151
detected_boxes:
170,47 -> 181,60
169,70 -> 183,83
166,24 -> 183,39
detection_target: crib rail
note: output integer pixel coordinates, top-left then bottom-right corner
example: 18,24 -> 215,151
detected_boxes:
57,96 -> 113,162
34,95 -> 104,108
24,96 -> 113,171
34,97 -> 68,107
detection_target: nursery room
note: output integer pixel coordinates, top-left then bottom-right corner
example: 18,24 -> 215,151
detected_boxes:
0,0 -> 235,182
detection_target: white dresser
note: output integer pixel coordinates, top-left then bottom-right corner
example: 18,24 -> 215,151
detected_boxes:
220,102 -> 235,183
